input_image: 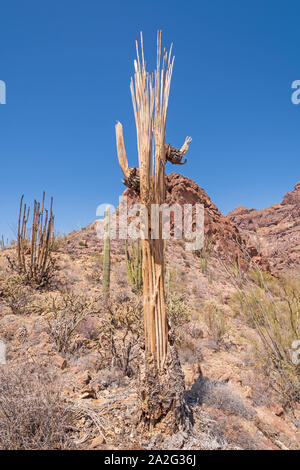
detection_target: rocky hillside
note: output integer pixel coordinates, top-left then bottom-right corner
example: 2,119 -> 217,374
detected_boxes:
124,173 -> 269,272
0,174 -> 299,450
228,182 -> 300,273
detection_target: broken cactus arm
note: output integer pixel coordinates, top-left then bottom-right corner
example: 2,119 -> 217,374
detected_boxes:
165,136 -> 192,165
116,121 -> 192,192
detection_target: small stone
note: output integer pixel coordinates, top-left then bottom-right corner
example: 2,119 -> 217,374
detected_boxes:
80,388 -> 97,399
90,435 -> 106,448
0,339 -> 6,365
54,355 -> 67,370
244,386 -> 253,398
273,405 -> 284,417
77,370 -> 92,388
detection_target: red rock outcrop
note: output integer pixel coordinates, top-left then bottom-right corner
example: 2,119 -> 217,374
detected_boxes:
228,182 -> 300,273
124,173 -> 269,271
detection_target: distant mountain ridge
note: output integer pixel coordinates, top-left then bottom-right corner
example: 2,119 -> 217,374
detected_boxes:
227,182 -> 300,273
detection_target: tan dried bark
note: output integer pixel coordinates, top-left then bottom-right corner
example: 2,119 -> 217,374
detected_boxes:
115,32 -> 191,432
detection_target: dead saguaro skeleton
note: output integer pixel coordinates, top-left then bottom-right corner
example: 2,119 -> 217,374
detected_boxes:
115,32 -> 192,432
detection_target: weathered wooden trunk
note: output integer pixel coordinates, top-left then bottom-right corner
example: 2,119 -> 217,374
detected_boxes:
138,339 -> 188,432
115,32 -> 191,432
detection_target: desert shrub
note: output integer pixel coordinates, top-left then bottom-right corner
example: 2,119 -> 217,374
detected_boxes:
75,316 -> 100,341
229,290 -> 248,318
248,269 -> 274,290
0,274 -> 32,315
0,235 -> 8,250
186,323 -> 204,339
176,240 -> 185,249
204,303 -> 228,349
230,271 -> 300,405
166,268 -> 186,294
164,273 -> 191,346
86,252 -> 103,284
90,252 -> 104,266
178,341 -> 203,365
45,292 -> 96,353
166,292 -> 191,328
98,296 -> 143,377
51,231 -> 66,252
231,259 -> 244,281
0,364 -> 74,450
91,367 -> 129,390
167,301 -> 202,364
191,376 -> 253,420
194,237 -> 215,274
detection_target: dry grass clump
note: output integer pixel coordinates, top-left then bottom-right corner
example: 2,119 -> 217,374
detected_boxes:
0,364 -> 75,450
229,268 -> 300,405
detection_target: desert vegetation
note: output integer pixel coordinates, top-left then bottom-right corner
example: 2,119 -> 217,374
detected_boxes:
0,364 -> 74,450
115,32 -> 193,431
229,269 -> 300,405
0,189 -> 299,449
0,236 -> 8,251
125,240 -> 143,294
7,193 -> 55,288
0,32 -> 299,451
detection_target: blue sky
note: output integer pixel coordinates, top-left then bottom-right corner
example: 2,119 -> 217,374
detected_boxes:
1,0 -> 300,240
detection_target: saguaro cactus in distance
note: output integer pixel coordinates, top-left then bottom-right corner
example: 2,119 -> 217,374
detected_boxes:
115,32 -> 192,432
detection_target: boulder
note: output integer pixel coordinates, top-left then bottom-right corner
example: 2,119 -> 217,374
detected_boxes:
0,339 -> 6,365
